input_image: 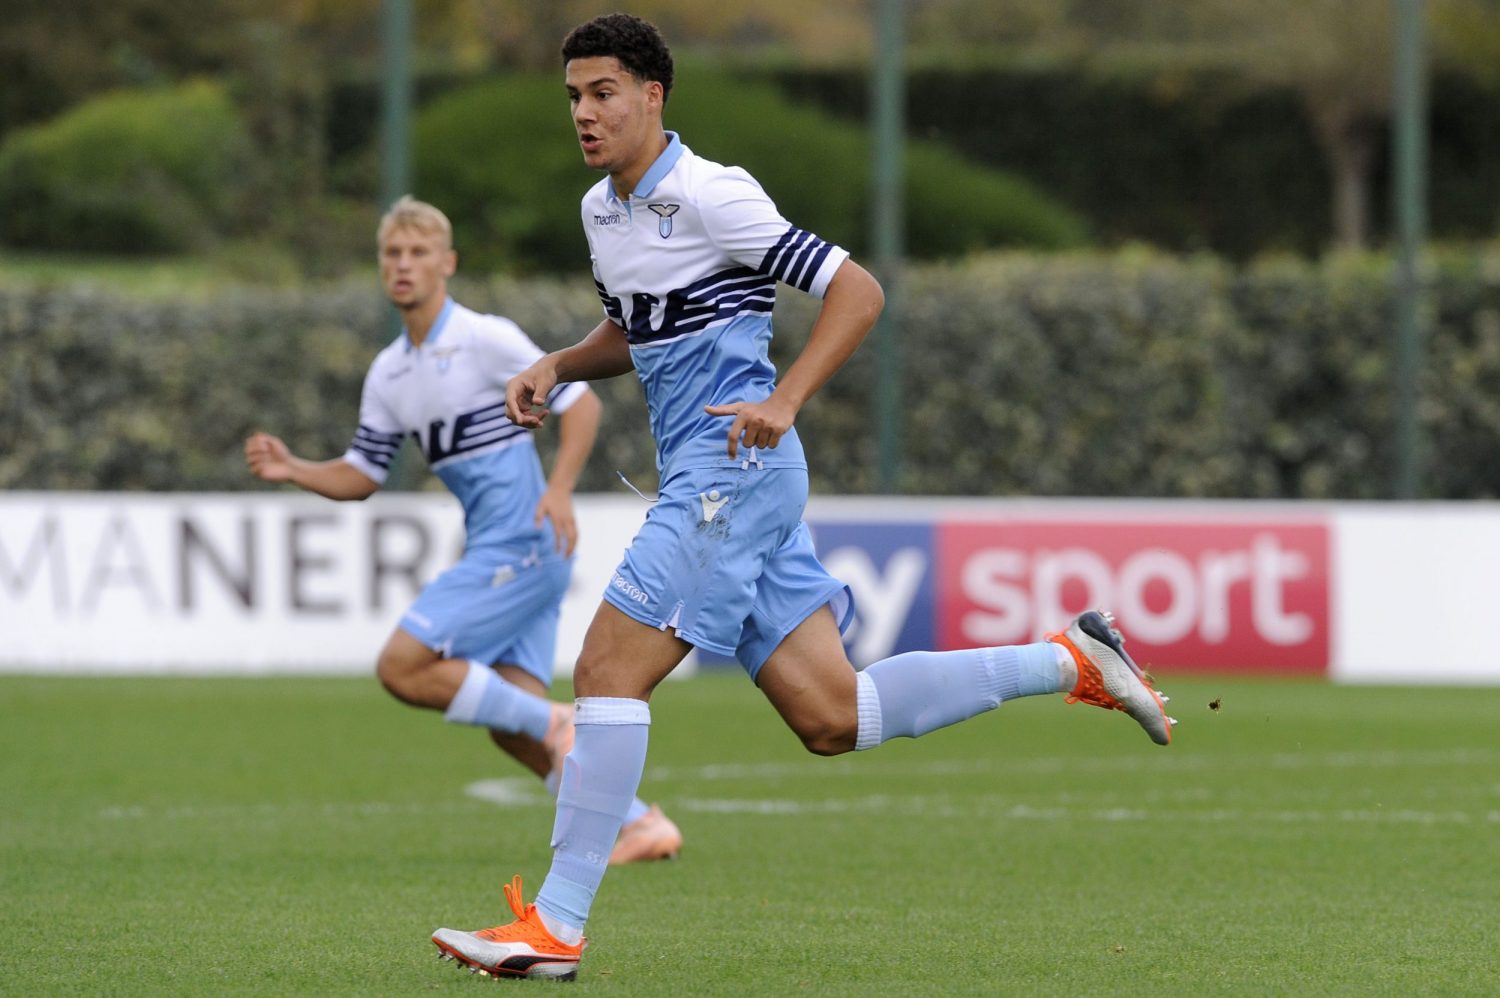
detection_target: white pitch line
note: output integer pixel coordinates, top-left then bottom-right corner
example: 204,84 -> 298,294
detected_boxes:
464,778 -> 548,807
97,750 -> 1500,828
453,779 -> 1500,828
98,799 -> 494,820
672,794 -> 1500,827
643,746 -> 1500,784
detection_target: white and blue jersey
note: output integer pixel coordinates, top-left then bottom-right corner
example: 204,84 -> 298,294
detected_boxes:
584,134 -> 856,675
343,297 -> 588,556
582,132 -> 850,480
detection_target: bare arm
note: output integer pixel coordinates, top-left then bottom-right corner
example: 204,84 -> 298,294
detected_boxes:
244,431 -> 379,501
705,259 -> 885,458
506,319 -> 634,428
533,388 -> 602,556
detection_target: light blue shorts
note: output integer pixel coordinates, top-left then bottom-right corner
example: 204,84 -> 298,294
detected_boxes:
400,546 -> 571,686
603,466 -> 853,681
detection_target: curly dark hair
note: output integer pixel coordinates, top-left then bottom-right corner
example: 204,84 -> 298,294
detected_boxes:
561,13 -> 674,103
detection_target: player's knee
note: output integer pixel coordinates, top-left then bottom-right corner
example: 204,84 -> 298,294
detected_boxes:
374,648 -> 422,704
570,647 -> 608,696
793,715 -> 857,757
572,645 -> 655,699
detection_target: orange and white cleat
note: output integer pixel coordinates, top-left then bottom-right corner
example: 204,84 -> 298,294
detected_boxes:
609,803 -> 683,865
432,875 -> 584,981
1048,609 -> 1176,746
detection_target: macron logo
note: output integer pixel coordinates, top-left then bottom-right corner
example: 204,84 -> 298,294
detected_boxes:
593,213 -> 623,226
611,573 -> 650,604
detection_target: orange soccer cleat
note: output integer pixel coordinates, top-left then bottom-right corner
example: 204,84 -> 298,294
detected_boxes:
432,875 -> 584,981
1047,609 -> 1176,746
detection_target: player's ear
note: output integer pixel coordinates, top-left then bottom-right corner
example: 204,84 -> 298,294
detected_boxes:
443,250 -> 457,277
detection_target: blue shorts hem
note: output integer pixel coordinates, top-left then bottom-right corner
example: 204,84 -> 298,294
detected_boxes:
395,622 -> 554,688
600,589 -> 739,657
741,580 -> 854,681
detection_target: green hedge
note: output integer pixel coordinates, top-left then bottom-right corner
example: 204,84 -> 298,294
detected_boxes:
5,248 -> 1500,498
413,67 -> 1087,273
0,81 -> 252,254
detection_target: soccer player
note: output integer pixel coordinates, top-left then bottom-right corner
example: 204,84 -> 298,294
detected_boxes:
244,195 -> 682,865
430,15 -> 1176,981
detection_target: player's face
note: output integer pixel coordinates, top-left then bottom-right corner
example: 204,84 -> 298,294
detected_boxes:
565,56 -> 664,184
378,226 -> 455,311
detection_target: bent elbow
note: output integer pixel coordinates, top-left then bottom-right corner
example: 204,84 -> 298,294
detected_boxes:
867,280 -> 886,322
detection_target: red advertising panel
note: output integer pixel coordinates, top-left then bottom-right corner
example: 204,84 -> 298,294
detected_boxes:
936,519 -> 1330,673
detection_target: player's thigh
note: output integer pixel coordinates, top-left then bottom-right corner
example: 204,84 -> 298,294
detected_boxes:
573,600 -> 692,701
756,605 -> 859,753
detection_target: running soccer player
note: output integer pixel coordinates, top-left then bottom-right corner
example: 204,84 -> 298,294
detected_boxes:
245,196 -> 681,865
430,15 -> 1175,981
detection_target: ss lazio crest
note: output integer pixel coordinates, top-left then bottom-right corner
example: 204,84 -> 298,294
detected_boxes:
647,202 -> 680,238
431,345 -> 461,373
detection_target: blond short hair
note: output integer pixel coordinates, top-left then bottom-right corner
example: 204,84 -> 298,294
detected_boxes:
377,195 -> 453,249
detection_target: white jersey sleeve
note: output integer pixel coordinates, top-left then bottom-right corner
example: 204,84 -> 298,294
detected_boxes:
342,364 -> 404,484
591,257 -> 626,328
471,314 -> 588,414
698,168 -> 850,299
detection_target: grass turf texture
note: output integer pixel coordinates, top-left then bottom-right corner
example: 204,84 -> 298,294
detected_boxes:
3,673 -> 1497,996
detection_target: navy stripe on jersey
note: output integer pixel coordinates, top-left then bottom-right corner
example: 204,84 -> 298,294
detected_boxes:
351,425 -> 403,470
420,401 -> 527,464
595,280 -> 624,324
611,266 -> 775,346
759,227 -> 835,293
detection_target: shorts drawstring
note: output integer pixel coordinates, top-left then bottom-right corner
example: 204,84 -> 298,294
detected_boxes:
616,470 -> 660,503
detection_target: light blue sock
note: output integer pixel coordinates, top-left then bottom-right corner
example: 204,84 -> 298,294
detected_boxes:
854,642 -> 1063,750
535,697 -> 650,933
443,660 -> 552,741
621,797 -> 650,825
543,764 -> 649,826
1017,641 -> 1070,697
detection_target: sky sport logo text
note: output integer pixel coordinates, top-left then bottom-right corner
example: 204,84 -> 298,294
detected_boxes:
815,518 -> 1330,673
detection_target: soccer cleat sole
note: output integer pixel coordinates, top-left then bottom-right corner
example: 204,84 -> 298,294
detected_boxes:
432,936 -> 579,982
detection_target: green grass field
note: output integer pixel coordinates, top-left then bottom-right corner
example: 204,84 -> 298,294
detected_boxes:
3,672 -> 1497,996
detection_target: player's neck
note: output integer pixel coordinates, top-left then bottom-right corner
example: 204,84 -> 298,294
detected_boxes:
400,293 -> 447,348
609,130 -> 670,202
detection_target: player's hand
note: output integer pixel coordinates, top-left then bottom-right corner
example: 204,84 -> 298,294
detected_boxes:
506,360 -> 559,429
245,431 -> 295,483
534,487 -> 579,557
704,396 -> 797,460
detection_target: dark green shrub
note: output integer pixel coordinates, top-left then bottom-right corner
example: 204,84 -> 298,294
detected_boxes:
0,80 -> 251,254
7,247 -> 1499,499
413,66 -> 1087,273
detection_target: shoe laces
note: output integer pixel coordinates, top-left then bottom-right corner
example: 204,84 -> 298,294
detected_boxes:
473,875 -> 568,950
